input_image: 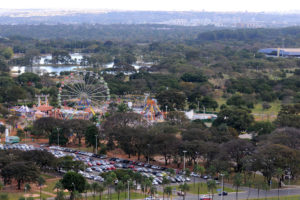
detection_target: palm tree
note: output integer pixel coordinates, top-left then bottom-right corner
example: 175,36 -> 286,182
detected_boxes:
275,168 -> 284,200
164,186 -> 172,200
207,180 -> 216,200
115,181 -> 125,200
55,191 -> 65,200
162,177 -> 170,200
0,181 -> 4,191
37,176 -> 45,200
53,181 -> 63,198
150,186 -> 157,198
144,178 -> 152,197
245,179 -> 253,200
91,182 -> 99,200
84,182 -> 90,200
193,165 -> 205,187
104,172 -> 116,200
179,183 -> 190,200
96,184 -> 105,200
25,183 -> 31,194
73,190 -> 82,200
233,173 -> 242,200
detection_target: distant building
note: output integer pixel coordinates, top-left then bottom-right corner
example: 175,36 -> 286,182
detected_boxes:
259,48 -> 300,57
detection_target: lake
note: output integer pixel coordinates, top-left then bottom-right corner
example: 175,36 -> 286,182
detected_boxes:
11,53 -> 153,75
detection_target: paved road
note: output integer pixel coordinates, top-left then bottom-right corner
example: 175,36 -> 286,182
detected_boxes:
172,185 -> 300,200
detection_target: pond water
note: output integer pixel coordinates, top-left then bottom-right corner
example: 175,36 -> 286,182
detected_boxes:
11,53 -> 153,75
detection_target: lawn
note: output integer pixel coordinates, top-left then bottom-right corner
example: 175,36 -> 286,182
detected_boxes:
173,182 -> 235,195
249,195 -> 300,200
224,173 -> 279,189
1,192 -> 52,200
215,97 -> 281,121
87,191 -> 145,200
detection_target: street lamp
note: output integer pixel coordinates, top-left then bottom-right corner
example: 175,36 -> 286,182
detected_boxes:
95,134 -> 98,154
183,150 -> 187,172
56,127 -> 60,146
127,180 -> 130,200
147,144 -> 150,164
220,173 -> 225,200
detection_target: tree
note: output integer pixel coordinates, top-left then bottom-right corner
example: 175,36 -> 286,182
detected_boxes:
207,180 -> 216,200
193,164 -> 205,186
55,191 -> 65,200
181,72 -> 207,83
85,125 -> 99,152
221,139 -> 254,172
33,117 -> 61,138
1,161 -> 39,189
248,121 -> 275,136
164,186 -> 172,199
0,194 -> 8,200
150,186 -> 157,198
91,182 -> 99,200
162,177 -> 170,200
60,171 -> 86,200
49,128 -> 68,146
179,183 -> 190,200
233,173 -> 242,200
213,107 -> 254,132
53,181 -> 63,198
96,184 -> 105,200
37,176 -> 45,200
165,111 -> 189,126
0,181 -> 3,191
66,119 -> 92,145
156,90 -> 187,111
275,104 -> 300,128
275,168 -> 284,200
18,73 -> 41,86
57,156 -> 84,172
253,143 -> 300,186
0,58 -> 9,72
52,50 -> 71,65
84,182 -> 90,200
115,181 -> 125,200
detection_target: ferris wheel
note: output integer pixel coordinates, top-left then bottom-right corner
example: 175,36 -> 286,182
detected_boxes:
58,71 -> 110,110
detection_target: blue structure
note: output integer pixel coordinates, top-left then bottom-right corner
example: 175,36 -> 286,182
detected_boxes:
259,48 -> 300,57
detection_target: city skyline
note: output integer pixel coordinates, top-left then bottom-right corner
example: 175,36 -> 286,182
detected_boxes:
0,0 -> 300,13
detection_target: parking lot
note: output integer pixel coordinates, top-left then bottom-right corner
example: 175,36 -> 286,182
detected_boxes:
47,145 -> 196,186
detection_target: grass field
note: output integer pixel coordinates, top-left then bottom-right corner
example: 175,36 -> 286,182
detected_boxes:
0,192 -> 52,200
249,195 -> 300,200
87,192 -> 145,200
224,173 -> 279,189
173,182 -> 235,195
215,97 -> 282,121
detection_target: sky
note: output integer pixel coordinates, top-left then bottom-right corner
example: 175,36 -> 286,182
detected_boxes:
0,0 -> 300,12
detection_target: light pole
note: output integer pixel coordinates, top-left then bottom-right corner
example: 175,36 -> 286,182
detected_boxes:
183,150 -> 187,184
95,134 -> 98,154
24,184 -> 27,200
127,180 -> 130,200
183,150 -> 187,172
288,170 -> 291,197
147,144 -> 150,164
57,127 -> 60,146
220,173 -> 224,200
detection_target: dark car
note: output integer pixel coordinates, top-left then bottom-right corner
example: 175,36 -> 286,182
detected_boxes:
218,191 -> 228,196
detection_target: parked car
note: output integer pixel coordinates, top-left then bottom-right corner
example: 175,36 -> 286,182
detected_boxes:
218,191 -> 228,196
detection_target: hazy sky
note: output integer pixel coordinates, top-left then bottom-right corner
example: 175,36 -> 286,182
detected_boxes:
1,0 -> 300,12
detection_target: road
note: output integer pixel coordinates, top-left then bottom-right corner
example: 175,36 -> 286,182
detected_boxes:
171,184 -> 300,200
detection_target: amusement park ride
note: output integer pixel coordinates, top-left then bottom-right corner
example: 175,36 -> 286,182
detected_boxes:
141,94 -> 165,122
14,71 -> 167,124
55,71 -> 111,122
